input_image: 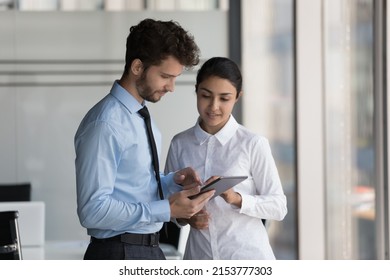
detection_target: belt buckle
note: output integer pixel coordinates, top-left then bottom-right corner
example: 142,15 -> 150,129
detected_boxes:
150,233 -> 158,247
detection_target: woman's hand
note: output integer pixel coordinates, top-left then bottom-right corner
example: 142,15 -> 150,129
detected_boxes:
187,209 -> 210,230
220,188 -> 242,208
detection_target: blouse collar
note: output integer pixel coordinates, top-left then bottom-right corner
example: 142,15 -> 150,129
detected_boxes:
194,115 -> 239,146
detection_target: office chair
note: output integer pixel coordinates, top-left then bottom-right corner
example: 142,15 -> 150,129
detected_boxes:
158,221 -> 182,259
0,183 -> 31,202
159,221 -> 181,249
0,211 -> 22,260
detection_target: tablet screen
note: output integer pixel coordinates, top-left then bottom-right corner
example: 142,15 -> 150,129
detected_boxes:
190,176 -> 248,200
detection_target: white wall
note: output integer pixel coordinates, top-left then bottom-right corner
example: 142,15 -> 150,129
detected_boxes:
0,11 -> 227,241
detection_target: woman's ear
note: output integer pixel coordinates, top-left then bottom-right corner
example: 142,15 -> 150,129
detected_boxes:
130,59 -> 143,76
236,91 -> 243,102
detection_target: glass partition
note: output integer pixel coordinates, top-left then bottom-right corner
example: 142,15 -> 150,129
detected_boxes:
242,0 -> 296,259
323,0 -> 376,259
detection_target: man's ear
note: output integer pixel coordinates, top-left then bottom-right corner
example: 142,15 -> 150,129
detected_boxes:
130,59 -> 143,76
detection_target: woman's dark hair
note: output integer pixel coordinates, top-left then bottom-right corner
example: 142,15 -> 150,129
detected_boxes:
124,18 -> 200,74
195,57 -> 242,98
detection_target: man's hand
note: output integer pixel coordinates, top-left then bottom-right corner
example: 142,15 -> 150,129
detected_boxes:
174,167 -> 202,187
169,183 -> 215,219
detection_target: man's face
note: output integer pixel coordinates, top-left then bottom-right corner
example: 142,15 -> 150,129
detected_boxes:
136,56 -> 184,103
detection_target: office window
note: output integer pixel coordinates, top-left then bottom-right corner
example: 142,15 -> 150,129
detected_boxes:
0,0 -> 227,11
323,0 -> 376,259
242,0 -> 296,259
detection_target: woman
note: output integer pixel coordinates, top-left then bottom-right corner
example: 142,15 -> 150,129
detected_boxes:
165,57 -> 287,259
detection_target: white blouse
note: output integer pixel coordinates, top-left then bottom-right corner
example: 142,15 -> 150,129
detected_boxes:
165,116 -> 287,260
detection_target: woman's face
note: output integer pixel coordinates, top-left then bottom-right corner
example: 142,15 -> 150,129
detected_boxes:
196,76 -> 240,135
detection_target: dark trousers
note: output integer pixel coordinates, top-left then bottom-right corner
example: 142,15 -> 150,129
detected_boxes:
83,239 -> 166,260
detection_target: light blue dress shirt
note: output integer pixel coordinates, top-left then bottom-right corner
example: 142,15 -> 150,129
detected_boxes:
74,81 -> 180,238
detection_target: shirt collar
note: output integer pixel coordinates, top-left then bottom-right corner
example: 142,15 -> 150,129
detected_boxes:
110,80 -> 144,113
194,115 -> 239,146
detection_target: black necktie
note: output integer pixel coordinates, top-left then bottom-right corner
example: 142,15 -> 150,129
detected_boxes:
138,106 -> 164,200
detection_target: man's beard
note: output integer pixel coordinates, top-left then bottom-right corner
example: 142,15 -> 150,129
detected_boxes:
136,72 -> 162,103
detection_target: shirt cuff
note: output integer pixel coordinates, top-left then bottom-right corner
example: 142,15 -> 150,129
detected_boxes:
150,199 -> 170,223
238,193 -> 256,214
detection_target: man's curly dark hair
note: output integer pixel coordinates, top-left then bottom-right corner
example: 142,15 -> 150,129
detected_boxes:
124,18 -> 200,74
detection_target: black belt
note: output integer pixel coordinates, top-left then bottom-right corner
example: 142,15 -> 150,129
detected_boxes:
91,232 -> 159,247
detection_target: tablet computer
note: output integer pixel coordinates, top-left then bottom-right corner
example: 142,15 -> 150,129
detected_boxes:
189,176 -> 248,200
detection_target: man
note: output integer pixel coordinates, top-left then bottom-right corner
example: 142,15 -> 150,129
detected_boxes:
74,18 -> 214,260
